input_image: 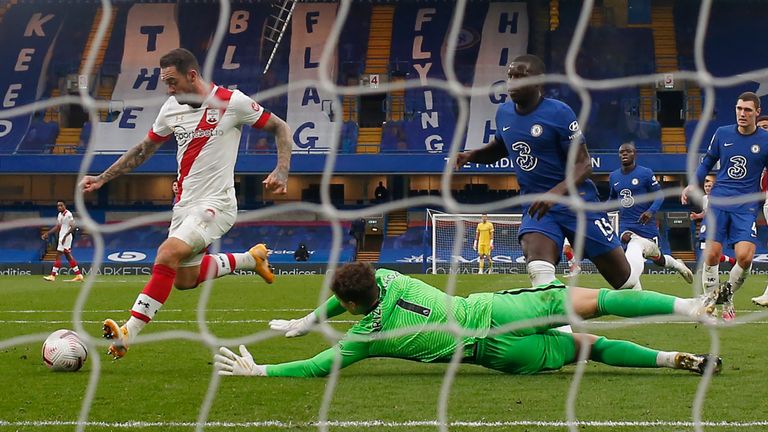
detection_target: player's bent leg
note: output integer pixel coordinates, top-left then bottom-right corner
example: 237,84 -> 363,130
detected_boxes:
520,232 -> 560,286
177,243 -> 275,289
575,287 -> 714,322
104,238 -> 192,359
591,247 -> 637,289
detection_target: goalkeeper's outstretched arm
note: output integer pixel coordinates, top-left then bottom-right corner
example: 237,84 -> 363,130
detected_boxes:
215,338 -> 370,378
269,295 -> 348,337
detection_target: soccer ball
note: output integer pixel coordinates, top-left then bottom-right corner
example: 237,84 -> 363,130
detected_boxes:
42,329 -> 88,372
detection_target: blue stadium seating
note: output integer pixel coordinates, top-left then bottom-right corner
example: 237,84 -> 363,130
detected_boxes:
0,228 -> 46,263
379,227 -> 427,264
55,221 -> 356,265
17,120 -> 58,153
675,0 -> 768,144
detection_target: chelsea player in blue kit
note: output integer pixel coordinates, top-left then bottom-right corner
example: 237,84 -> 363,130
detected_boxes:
682,92 -> 768,320
609,143 -> 692,282
456,55 -> 660,291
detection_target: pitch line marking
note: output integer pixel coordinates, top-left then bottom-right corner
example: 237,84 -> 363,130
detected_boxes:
2,419 -> 768,429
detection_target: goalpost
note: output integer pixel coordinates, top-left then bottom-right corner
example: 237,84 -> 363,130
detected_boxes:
429,209 -> 619,275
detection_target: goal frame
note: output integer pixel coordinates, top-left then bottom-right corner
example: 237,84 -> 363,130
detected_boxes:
428,209 -> 619,274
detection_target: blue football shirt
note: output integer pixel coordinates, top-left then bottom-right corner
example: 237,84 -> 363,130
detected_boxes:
494,98 -> 599,204
608,165 -> 663,230
695,125 -> 768,212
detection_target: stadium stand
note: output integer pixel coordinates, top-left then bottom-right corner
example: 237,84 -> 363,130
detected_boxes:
61,221 -> 356,265
0,227 -> 46,263
5,0 -> 768,266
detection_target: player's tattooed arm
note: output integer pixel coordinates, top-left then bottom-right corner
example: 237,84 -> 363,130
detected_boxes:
99,137 -> 163,183
80,137 -> 163,192
262,114 -> 292,194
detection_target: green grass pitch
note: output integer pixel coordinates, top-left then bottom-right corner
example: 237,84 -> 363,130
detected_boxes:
1,273 -> 768,432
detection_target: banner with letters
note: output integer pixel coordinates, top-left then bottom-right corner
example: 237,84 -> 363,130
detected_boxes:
91,4 -> 179,152
0,6 -> 64,152
287,3 -> 339,153
205,5 -> 272,97
465,2 -> 529,150
389,5 -> 457,153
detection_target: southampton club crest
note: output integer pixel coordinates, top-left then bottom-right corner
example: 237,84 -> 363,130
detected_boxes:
206,109 -> 220,124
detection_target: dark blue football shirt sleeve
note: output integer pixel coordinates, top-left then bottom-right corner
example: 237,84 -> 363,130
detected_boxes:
647,171 -> 663,213
695,130 -> 720,186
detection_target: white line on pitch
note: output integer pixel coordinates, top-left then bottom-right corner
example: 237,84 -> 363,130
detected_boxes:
2,419 -> 768,428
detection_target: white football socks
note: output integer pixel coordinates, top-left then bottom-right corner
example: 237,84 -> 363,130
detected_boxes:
728,262 -> 750,293
527,260 -> 556,287
702,264 -> 719,295
656,351 -> 678,368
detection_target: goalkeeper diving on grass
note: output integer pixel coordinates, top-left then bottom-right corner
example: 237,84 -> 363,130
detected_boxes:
215,263 -> 721,377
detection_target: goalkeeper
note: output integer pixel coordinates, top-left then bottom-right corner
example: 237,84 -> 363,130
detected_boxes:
216,263 -> 720,377
473,213 -> 494,274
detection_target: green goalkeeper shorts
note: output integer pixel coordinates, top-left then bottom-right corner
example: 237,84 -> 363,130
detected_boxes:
473,284 -> 576,375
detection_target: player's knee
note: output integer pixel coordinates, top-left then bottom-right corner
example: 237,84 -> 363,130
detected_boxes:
174,279 -> 197,290
618,267 -> 640,290
156,243 -> 187,267
572,333 -> 599,362
736,256 -> 753,268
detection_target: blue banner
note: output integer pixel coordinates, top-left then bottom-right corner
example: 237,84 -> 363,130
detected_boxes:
389,5 -> 457,153
0,6 -> 64,152
0,153 -> 704,174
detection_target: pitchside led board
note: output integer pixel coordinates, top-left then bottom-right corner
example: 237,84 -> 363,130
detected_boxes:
0,2 -> 529,153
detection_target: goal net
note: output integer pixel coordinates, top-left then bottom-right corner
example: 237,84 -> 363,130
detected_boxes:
0,0 -> 760,430
429,210 -> 619,275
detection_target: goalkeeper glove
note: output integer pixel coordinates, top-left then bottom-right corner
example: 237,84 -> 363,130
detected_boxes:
472,240 -> 477,251
214,345 -> 267,376
269,313 -> 319,337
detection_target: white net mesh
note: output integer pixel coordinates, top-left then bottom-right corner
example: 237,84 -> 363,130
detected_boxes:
3,0 -> 768,431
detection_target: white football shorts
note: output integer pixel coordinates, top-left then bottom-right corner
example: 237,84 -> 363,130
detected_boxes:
57,235 -> 73,252
169,202 -> 237,267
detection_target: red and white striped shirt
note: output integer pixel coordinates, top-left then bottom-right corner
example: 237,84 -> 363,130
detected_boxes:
57,210 -> 75,239
148,85 -> 271,207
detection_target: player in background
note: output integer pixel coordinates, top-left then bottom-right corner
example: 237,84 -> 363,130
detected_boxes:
171,179 -> 179,206
608,143 -> 692,282
689,178 -> 736,265
682,92 -> 768,320
456,54 -> 660,291
80,48 -> 292,358
220,262 -> 722,377
473,213 -> 494,274
751,116 -> 768,306
562,239 -> 581,276
41,200 -> 83,282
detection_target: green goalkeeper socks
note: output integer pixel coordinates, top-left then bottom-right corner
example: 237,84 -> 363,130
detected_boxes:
590,336 -> 659,368
597,288 -> 675,318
